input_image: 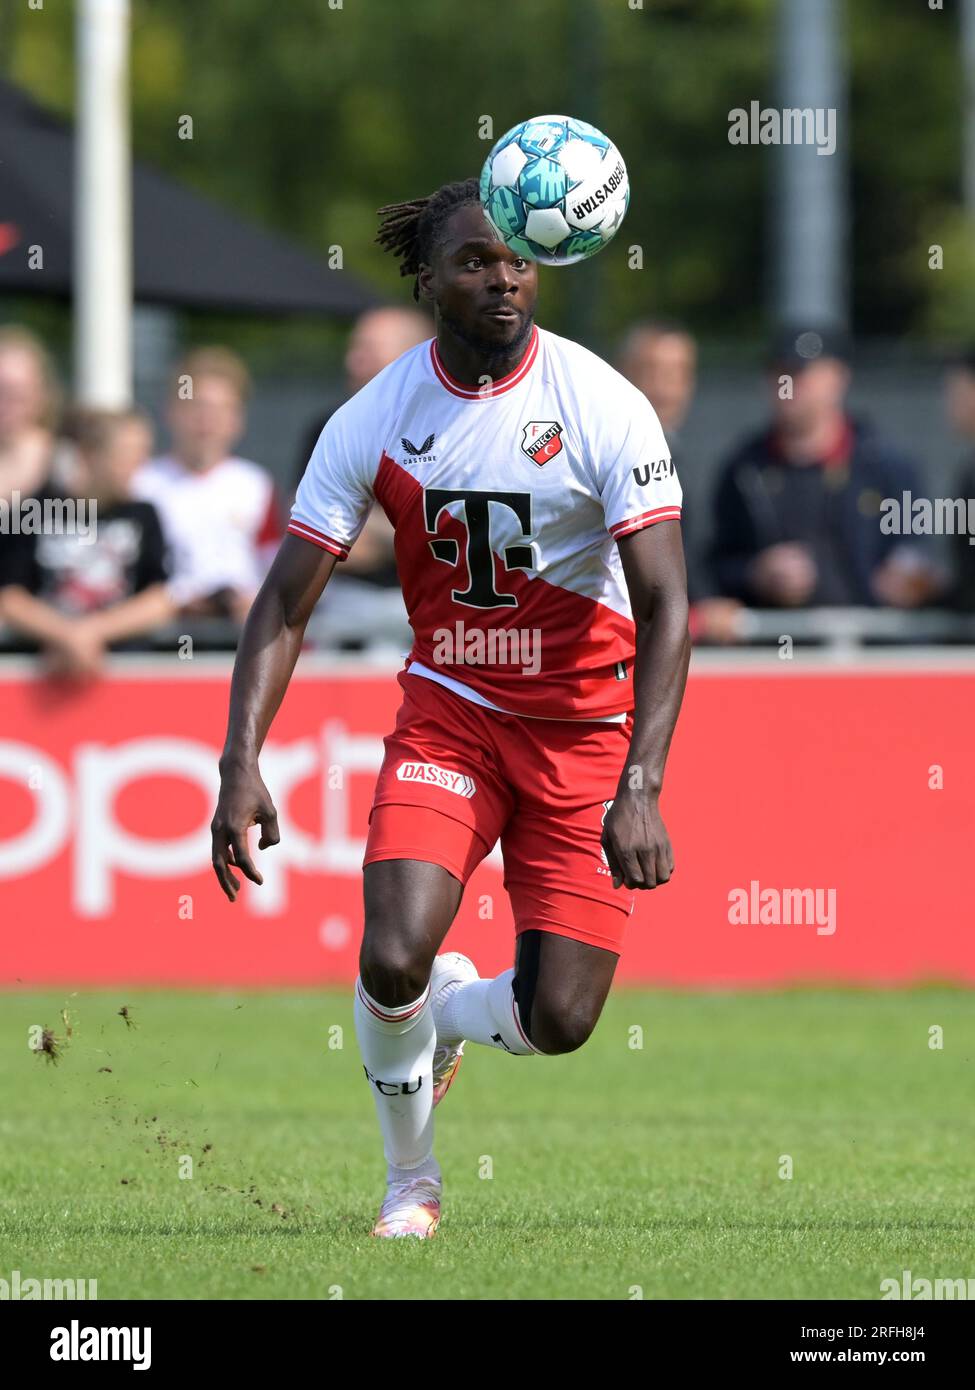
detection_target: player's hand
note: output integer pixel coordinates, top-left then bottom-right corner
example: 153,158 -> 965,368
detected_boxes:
601,788 -> 674,891
210,761 -> 280,902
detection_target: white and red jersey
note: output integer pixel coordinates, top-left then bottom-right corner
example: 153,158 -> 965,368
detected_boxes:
289,322 -> 682,721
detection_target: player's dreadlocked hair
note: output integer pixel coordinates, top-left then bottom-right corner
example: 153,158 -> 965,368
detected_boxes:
375,178 -> 481,304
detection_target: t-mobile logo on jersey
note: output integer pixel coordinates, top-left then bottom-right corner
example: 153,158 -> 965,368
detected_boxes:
424,487 -> 535,608
431,620 -> 541,675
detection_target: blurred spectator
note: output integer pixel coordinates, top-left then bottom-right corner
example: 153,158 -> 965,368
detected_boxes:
709,327 -> 942,609
618,319 -> 743,642
296,306 -> 431,582
945,347 -> 975,611
295,306 -> 431,648
0,408 -> 172,678
133,347 -> 281,624
0,326 -> 64,502
617,319 -> 697,441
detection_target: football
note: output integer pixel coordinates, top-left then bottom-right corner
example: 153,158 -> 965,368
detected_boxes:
479,114 -> 629,266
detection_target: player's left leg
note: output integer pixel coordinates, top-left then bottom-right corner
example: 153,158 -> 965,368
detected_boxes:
509,922 -> 619,1054
435,887 -> 626,1056
435,709 -> 636,1058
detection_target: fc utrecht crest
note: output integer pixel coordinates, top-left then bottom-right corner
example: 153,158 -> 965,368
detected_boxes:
521,420 -> 564,466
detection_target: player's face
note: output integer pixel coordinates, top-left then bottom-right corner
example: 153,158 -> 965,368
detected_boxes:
421,203 -> 537,356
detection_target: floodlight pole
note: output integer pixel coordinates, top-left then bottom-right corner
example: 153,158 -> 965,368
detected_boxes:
74,0 -> 132,406
770,0 -> 849,330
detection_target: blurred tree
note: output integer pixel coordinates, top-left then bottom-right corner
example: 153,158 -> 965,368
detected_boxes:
849,0 -> 961,337
5,0 -> 963,351
916,209 -> 975,344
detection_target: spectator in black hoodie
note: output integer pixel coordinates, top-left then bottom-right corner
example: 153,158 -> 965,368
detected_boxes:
709,327 -> 941,609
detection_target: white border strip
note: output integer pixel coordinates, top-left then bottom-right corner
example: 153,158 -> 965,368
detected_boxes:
0,646 -> 974,682
689,647 -> 975,675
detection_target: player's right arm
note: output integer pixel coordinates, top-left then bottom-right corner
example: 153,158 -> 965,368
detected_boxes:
211,391 -> 375,906
210,534 -> 339,902
212,388 -> 379,900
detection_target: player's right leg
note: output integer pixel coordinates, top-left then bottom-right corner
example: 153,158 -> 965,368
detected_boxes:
354,672 -> 512,1236
355,856 -> 462,1238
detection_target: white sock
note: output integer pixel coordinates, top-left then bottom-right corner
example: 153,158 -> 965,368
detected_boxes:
387,1153 -> 441,1186
438,967 -> 544,1055
353,976 -> 438,1172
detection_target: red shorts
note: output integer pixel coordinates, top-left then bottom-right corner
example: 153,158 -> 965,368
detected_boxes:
363,669 -> 637,954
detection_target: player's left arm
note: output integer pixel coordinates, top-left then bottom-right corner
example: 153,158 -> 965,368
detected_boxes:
603,520 -> 690,891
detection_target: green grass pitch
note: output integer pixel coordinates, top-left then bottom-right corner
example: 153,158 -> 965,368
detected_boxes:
1,988 -> 971,1300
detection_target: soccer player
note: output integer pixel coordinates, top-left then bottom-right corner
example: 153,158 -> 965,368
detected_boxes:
211,178 -> 689,1238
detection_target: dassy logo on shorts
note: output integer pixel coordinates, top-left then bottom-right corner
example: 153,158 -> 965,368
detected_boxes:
396,761 -> 476,797
520,420 -> 564,466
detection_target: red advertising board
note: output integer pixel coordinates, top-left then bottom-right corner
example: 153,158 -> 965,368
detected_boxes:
1,654 -> 972,986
